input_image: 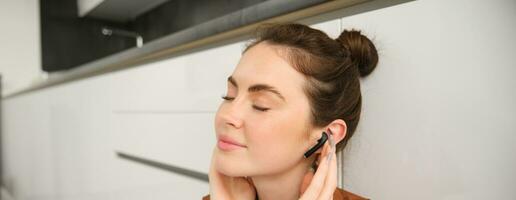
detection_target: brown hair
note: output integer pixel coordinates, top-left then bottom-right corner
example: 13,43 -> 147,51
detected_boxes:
244,23 -> 378,153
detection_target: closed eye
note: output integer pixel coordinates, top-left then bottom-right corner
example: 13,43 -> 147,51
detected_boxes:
220,95 -> 270,112
221,95 -> 234,101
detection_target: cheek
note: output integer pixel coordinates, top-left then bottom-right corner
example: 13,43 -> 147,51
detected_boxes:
246,111 -> 308,167
213,100 -> 312,175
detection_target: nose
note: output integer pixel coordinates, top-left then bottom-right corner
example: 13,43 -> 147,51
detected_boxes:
219,100 -> 244,129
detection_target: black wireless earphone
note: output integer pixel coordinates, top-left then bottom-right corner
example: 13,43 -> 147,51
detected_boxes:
303,131 -> 328,158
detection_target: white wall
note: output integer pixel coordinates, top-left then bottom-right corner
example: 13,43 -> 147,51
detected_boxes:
0,0 -> 43,97
335,0 -> 516,199
1,0 -> 515,199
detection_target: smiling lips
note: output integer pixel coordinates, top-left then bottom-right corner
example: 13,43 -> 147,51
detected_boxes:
217,135 -> 246,151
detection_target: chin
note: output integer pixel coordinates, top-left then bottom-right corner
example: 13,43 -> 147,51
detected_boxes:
215,154 -> 254,177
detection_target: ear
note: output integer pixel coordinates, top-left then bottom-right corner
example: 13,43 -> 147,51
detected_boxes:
309,119 -> 347,155
326,119 -> 347,145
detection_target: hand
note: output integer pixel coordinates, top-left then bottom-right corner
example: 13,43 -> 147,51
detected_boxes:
299,134 -> 337,200
208,147 -> 257,200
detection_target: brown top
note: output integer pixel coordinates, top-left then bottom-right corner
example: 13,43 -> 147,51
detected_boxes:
202,187 -> 369,200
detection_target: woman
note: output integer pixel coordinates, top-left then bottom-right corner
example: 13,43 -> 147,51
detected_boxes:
203,23 -> 378,200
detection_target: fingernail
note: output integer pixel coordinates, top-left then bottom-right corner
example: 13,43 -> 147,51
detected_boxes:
328,133 -> 335,160
326,149 -> 333,162
326,145 -> 333,162
328,132 -> 335,149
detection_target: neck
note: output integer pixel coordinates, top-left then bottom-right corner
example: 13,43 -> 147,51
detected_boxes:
251,159 -> 313,200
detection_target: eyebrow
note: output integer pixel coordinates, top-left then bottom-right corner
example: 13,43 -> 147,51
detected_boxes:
227,76 -> 286,102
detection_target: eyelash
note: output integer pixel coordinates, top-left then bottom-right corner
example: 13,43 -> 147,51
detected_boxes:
221,95 -> 270,112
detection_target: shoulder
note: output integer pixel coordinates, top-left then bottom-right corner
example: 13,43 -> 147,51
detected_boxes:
333,187 -> 369,200
202,188 -> 368,200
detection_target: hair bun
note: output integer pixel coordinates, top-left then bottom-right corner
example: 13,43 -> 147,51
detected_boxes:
336,29 -> 378,77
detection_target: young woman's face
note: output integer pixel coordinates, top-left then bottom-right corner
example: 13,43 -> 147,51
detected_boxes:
214,42 -> 318,177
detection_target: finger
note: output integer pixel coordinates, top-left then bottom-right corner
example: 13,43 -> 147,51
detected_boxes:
316,140 -> 330,169
208,148 -> 232,199
209,148 -> 225,182
316,147 -> 337,200
208,148 -> 219,182
299,167 -> 314,195
246,176 -> 255,188
299,143 -> 331,200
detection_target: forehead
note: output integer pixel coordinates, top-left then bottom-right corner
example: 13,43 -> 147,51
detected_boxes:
232,42 -> 306,93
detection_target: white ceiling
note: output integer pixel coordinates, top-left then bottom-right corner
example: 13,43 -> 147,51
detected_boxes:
78,0 -> 171,23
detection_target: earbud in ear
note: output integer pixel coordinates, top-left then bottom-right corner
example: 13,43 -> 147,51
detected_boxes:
303,131 -> 328,158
